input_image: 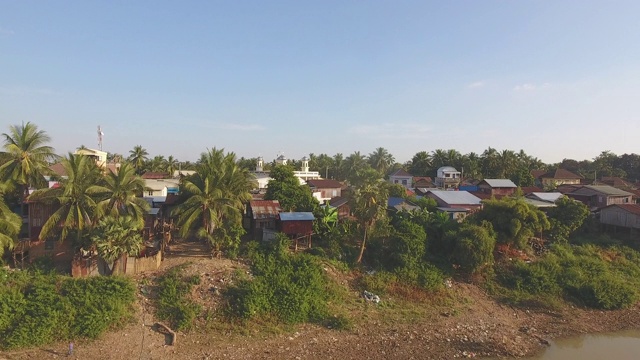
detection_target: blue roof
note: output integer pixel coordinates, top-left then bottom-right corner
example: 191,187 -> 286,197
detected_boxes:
279,212 -> 315,221
387,197 -> 406,207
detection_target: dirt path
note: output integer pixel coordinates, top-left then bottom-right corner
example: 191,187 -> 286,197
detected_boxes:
4,240 -> 640,360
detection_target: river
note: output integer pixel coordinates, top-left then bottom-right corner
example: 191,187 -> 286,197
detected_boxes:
528,329 -> 640,359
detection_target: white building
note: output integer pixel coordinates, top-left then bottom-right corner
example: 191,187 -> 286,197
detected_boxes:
435,166 -> 461,189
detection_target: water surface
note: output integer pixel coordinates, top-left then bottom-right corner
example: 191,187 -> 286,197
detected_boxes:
529,329 -> 640,360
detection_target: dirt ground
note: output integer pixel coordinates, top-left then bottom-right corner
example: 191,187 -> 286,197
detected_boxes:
4,239 -> 640,360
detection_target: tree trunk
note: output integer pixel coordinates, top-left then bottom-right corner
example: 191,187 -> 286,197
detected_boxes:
356,225 -> 368,263
109,257 -> 120,276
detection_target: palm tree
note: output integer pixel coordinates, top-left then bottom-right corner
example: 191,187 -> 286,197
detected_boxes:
409,151 -> 432,176
29,153 -> 102,242
166,156 -> 179,177
481,147 -> 499,178
172,148 -> 254,256
128,145 -> 149,173
344,151 -> 368,182
349,168 -> 388,263
0,183 -> 21,257
150,155 -> 166,172
368,147 -> 395,176
496,149 -> 517,178
446,149 -> 462,169
461,152 -> 481,180
431,149 -> 449,172
332,153 -> 345,180
91,215 -> 143,275
1,122 -> 57,211
93,163 -> 150,224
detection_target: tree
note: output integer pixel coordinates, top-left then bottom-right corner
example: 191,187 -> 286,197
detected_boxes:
471,197 -> 550,250
0,122 -> 57,212
93,163 -> 150,224
165,155 -> 179,176
546,196 -> 589,243
408,151 -> 432,176
128,145 -> 148,173
0,183 -> 21,257
368,147 -> 395,176
349,168 -> 388,263
28,153 -> 103,242
343,151 -> 368,181
172,148 -> 254,256
446,223 -> 496,274
91,216 -> 143,275
264,165 -> 318,212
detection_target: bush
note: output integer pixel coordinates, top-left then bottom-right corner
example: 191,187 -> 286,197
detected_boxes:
226,235 -> 332,324
156,265 -> 202,331
0,270 -> 136,350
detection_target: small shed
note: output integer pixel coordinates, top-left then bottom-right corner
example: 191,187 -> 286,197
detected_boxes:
245,200 -> 282,240
600,204 -> 640,239
278,212 -> 315,250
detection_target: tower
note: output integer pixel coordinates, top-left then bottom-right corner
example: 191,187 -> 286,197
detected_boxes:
97,125 -> 104,151
256,156 -> 264,172
301,156 -> 309,172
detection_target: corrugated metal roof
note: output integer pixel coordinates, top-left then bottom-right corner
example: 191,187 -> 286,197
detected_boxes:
481,179 -> 517,188
428,190 -> 482,205
148,208 -> 160,215
575,185 -> 633,196
436,207 -> 468,212
529,192 -> 563,203
387,197 -> 408,207
307,179 -> 343,188
390,169 -> 413,177
249,200 -> 281,219
279,212 -> 315,221
602,204 -> 640,216
524,198 -> 557,208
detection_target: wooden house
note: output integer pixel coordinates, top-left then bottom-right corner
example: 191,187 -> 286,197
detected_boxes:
600,204 -> 640,239
277,212 -> 315,250
477,179 -> 518,197
566,185 -> 633,210
245,200 -> 281,240
306,179 -> 343,203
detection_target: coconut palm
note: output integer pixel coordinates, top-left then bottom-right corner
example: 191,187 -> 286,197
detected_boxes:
343,151 -> 368,182
0,122 -> 57,208
150,155 -> 166,172
29,153 -> 102,242
368,147 -> 395,176
349,168 -> 388,263
128,145 -> 149,173
409,151 -> 432,176
0,183 -> 21,257
431,149 -> 449,172
93,163 -> 150,224
332,153 -> 345,180
91,215 -> 143,275
172,148 -> 254,255
166,155 -> 179,177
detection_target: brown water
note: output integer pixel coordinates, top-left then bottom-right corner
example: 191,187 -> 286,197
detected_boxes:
528,329 -> 640,359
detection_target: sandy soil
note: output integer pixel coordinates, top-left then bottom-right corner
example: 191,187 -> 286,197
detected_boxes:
4,240 -> 640,360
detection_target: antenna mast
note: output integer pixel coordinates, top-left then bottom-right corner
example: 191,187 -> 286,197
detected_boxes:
97,126 -> 104,151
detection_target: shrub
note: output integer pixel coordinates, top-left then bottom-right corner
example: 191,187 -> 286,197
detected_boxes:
0,271 -> 135,350
156,266 -> 202,331
226,236 -> 332,324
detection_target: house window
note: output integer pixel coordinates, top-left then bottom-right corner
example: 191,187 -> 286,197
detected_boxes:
148,191 -> 154,196
332,190 -> 337,197
394,180 -> 399,184
402,179 -> 407,185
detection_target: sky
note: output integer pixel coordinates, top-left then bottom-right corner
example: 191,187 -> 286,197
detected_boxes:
1,1 -> 640,165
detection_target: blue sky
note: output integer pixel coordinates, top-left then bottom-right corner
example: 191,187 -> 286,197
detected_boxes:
1,1 -> 639,164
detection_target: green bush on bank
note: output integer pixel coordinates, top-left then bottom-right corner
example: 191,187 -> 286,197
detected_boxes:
155,265 -> 202,331
495,244 -> 640,310
0,269 -> 136,350
226,236 -> 334,324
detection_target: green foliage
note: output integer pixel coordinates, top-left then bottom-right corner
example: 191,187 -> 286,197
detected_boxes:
447,223 -> 496,274
388,183 -> 407,198
388,220 -> 427,270
226,235 -> 332,324
0,269 -> 135,350
91,215 -> 144,275
156,265 -> 202,331
264,165 -> 319,212
495,244 -> 640,310
546,197 -> 590,243
471,197 -> 550,250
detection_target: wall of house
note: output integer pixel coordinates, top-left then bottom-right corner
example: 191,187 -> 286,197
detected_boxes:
390,176 -> 412,189
279,221 -> 313,235
30,239 -> 74,273
542,178 -> 581,186
600,208 -> 640,229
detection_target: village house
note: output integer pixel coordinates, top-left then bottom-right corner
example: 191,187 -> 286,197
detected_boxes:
535,168 -> 583,188
244,200 -> 282,240
387,197 -> 420,213
389,169 -> 413,190
434,166 -> 461,189
306,179 -> 343,203
599,204 -> 640,238
566,185 -> 634,210
524,192 -> 563,208
477,179 -> 518,197
424,190 -> 482,221
328,196 -> 350,220
277,212 -> 315,250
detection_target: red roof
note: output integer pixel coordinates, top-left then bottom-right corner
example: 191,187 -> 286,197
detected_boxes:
604,204 -> 640,216
531,170 -> 547,179
405,189 -> 415,197
306,179 -> 343,189
600,177 -> 636,189
142,172 -> 170,179
541,168 -> 583,180
49,163 -> 67,177
520,186 -> 543,195
412,176 -> 432,182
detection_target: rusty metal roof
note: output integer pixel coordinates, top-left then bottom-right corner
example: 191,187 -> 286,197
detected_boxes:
249,200 -> 281,220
